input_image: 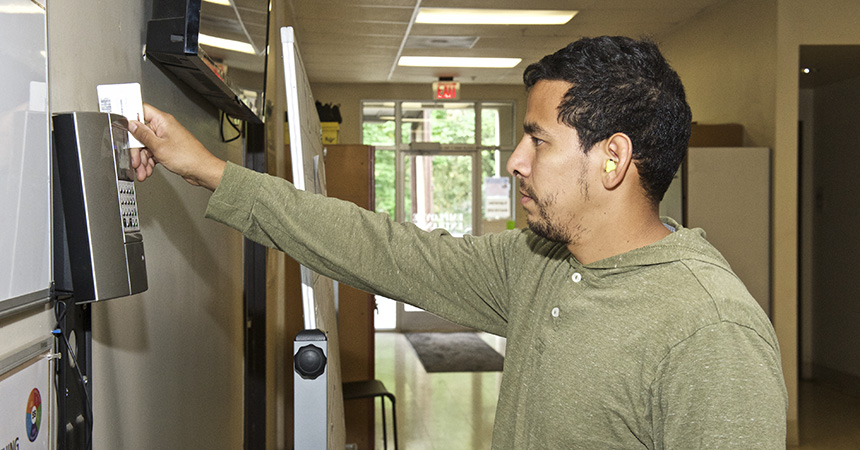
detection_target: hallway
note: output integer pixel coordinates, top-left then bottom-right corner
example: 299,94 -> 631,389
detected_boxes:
374,332 -> 860,449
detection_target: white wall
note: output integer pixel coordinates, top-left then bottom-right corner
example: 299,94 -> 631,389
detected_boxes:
48,1 -> 246,448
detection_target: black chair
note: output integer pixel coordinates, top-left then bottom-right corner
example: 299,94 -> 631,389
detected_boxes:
342,379 -> 398,450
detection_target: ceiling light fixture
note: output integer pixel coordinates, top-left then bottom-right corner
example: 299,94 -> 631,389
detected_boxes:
203,0 -> 231,5
0,3 -> 42,13
399,56 -> 522,68
416,8 -> 577,25
198,33 -> 255,54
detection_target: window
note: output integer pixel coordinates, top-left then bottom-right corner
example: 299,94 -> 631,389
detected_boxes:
362,100 -> 516,228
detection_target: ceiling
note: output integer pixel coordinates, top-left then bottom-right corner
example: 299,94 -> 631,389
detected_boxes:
201,1 -> 860,90
283,0 -> 731,85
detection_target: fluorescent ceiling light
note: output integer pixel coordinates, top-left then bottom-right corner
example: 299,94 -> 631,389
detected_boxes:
203,0 -> 231,5
416,8 -> 577,25
399,56 -> 521,68
0,3 -> 43,13
199,33 -> 255,54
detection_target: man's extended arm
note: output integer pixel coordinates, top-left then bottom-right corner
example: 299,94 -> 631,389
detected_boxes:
205,161 -> 512,334
129,104 -> 513,334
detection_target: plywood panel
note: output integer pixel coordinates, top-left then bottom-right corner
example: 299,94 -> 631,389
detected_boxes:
324,144 -> 376,449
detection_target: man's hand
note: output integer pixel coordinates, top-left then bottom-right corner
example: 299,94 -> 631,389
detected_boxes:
128,103 -> 226,191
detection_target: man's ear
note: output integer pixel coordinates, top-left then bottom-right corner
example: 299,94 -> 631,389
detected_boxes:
600,133 -> 633,190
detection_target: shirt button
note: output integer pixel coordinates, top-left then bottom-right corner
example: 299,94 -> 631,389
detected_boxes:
551,307 -> 560,318
571,272 -> 582,283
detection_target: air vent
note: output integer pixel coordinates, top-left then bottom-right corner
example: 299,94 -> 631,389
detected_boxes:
405,36 -> 479,49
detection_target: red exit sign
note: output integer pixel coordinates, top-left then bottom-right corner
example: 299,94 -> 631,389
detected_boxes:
433,81 -> 460,100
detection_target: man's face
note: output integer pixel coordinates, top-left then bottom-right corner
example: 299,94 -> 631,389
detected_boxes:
506,80 -> 599,245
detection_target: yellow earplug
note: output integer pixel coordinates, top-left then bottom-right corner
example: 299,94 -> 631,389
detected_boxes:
605,159 -> 617,173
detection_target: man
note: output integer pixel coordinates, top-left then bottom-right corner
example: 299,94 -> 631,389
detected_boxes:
129,36 -> 787,448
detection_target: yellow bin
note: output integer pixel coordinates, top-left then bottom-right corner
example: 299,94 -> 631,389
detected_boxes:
321,122 -> 339,144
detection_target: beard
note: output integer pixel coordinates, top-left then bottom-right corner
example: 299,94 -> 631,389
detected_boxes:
520,167 -> 590,246
522,184 -> 573,245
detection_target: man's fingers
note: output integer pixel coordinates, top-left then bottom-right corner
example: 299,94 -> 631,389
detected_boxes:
142,103 -> 163,123
143,148 -> 157,165
128,119 -> 157,150
135,161 -> 148,182
130,147 -> 157,182
130,147 -> 141,168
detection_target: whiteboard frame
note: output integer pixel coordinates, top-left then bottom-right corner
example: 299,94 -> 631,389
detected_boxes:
280,25 -> 346,450
281,26 -> 324,331
0,290 -> 52,320
0,0 -> 52,315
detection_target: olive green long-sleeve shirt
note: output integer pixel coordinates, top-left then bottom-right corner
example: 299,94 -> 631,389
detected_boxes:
206,162 -> 788,449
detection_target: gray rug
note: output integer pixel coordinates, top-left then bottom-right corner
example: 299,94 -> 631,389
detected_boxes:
404,332 -> 504,373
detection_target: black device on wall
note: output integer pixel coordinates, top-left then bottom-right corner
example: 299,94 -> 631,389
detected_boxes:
53,112 -> 148,302
52,111 -> 151,450
145,0 -> 270,123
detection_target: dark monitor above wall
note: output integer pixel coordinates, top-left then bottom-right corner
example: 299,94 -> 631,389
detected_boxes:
145,0 -> 269,123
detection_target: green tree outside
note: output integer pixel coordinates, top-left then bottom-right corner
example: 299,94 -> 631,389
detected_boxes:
363,104 -> 508,229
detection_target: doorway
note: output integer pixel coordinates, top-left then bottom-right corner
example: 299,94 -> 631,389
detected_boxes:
362,100 -> 516,331
797,44 -> 860,446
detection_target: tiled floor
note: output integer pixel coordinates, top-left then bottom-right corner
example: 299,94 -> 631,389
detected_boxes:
790,380 -> 860,449
374,332 -> 502,450
375,331 -> 860,449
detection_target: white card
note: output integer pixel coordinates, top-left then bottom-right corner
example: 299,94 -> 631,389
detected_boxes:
97,82 -> 144,148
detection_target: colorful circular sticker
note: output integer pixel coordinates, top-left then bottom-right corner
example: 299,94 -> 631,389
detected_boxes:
26,388 -> 42,442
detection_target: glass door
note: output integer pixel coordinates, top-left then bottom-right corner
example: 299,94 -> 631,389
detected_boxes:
397,150 -> 479,331
362,100 -> 516,331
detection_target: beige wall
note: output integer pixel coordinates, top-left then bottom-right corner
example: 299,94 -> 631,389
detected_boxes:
660,0 -> 777,148
48,1 -> 246,448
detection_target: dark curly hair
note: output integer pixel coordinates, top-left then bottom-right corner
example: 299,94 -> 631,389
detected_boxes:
523,36 -> 692,204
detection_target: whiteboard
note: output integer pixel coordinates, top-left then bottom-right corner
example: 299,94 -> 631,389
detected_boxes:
0,0 -> 52,315
280,26 -> 345,449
